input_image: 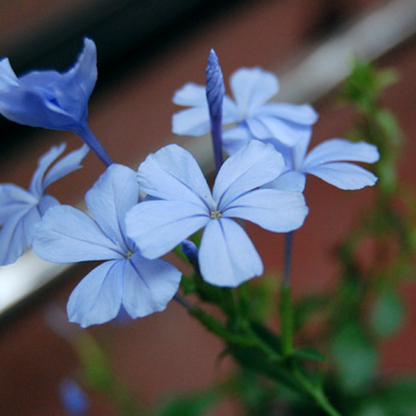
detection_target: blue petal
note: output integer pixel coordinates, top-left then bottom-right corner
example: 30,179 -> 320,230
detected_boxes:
43,144 -> 89,190
303,139 -> 380,170
67,260 -> 124,327
223,189 -> 308,232
172,107 -> 211,136
307,162 -> 378,190
172,82 -> 207,107
123,252 -> 181,318
0,86 -> 74,129
0,58 -> 19,90
257,103 -> 318,125
213,140 -> 284,208
222,125 -> 253,156
37,194 -> 60,216
33,205 -> 125,263
21,204 -> 43,247
85,164 -> 138,253
230,67 -> 279,116
126,200 -> 208,259
199,218 -> 263,287
29,143 -> 66,198
137,144 -> 214,208
246,116 -> 312,146
0,184 -> 37,225
0,209 -> 31,265
222,96 -> 239,123
263,170 -> 306,192
64,38 -> 97,103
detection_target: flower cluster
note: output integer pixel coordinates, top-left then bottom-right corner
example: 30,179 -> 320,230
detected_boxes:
0,39 -> 379,327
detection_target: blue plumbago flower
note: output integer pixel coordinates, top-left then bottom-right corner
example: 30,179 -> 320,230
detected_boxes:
0,38 -> 113,166
264,134 -> 380,192
172,66 -> 318,148
33,164 -> 182,327
126,141 -> 308,287
0,143 -> 88,265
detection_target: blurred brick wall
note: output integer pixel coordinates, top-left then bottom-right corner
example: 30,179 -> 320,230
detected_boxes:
1,1 -> 415,415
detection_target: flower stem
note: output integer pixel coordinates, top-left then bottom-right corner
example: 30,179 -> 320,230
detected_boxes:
76,124 -> 114,167
292,368 -> 342,416
283,231 -> 293,288
280,231 -> 294,356
173,294 -> 195,313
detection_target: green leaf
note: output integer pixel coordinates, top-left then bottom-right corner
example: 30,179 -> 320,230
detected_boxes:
370,291 -> 405,338
330,321 -> 378,393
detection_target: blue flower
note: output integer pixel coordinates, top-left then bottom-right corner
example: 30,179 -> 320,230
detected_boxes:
126,141 -> 308,287
33,164 -> 182,327
59,379 -> 89,416
172,66 -> 318,147
0,143 -> 88,265
0,38 -> 113,166
264,134 -> 380,192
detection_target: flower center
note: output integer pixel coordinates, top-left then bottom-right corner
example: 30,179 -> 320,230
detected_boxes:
210,210 -> 222,220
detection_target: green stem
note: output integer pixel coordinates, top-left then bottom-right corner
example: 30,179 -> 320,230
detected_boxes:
293,368 -> 342,416
280,284 -> 294,356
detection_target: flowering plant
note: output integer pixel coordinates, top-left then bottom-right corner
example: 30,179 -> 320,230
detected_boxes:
1,39 -> 415,416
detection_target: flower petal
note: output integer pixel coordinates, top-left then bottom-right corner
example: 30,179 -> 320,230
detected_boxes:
222,125 -> 253,156
246,115 -> 312,146
303,139 -> 380,169
224,189 -> 308,232
213,140 -> 284,208
137,144 -> 214,207
0,184 -> 36,225
37,194 -> 60,216
172,107 -> 211,136
43,144 -> 89,190
172,82 -> 207,107
263,170 -> 306,192
123,253 -> 181,318
66,38 -> 97,102
257,103 -> 318,125
86,164 -> 138,252
199,218 -> 263,287
307,162 -> 378,190
29,143 -> 66,197
0,209 -> 31,265
126,200 -> 208,259
67,260 -> 123,327
0,58 -> 19,91
33,205 -> 124,263
230,67 -> 279,116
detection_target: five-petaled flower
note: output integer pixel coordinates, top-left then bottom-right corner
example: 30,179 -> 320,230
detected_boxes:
0,143 -> 88,265
172,66 -> 318,148
263,133 -> 380,192
126,141 -> 308,287
0,38 -> 113,166
33,164 -> 182,327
